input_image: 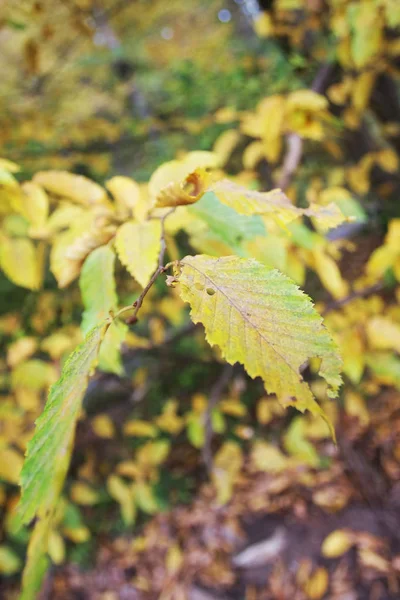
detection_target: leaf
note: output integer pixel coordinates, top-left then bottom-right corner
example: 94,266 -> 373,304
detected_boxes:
106,176 -> 141,217
212,441 -> 243,504
0,235 -> 41,290
50,211 -> 116,288
0,545 -> 21,575
16,322 -> 109,528
321,529 -> 354,558
312,248 -> 349,299
33,171 -> 107,205
20,182 -> 49,233
115,220 -> 162,287
283,416 -> 320,467
80,245 -> 125,374
187,191 -> 266,255
175,255 -> 342,431
19,514 -> 51,600
212,129 -> 240,166
210,180 -> 346,231
107,475 -> 136,526
0,448 -> 24,484
149,151 -> 218,208
80,245 -> 117,331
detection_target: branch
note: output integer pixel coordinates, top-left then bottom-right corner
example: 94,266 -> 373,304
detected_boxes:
118,208 -> 175,325
202,364 -> 234,474
277,63 -> 336,191
322,282 -> 384,315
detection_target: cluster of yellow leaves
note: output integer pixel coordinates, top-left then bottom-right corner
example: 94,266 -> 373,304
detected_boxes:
241,90 -> 330,164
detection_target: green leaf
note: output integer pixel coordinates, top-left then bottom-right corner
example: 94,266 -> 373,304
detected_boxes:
175,255 -> 342,434
366,352 -> 400,390
16,323 -> 109,528
80,245 -> 125,374
188,191 -> 265,254
19,516 -> 51,600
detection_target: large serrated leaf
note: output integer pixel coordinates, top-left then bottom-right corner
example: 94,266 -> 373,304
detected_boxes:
115,220 -> 162,287
16,323 -> 109,528
176,255 -> 342,431
80,245 -> 125,374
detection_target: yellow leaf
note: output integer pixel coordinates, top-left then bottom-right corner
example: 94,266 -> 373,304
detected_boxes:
256,397 -> 283,425
149,152 -> 218,208
47,530 -> 65,565
251,441 -> 289,472
0,158 -> 20,173
7,337 -> 37,368
283,417 -> 320,467
287,90 -> 328,113
106,176 -> 141,217
50,211 -> 115,288
176,255 -> 342,431
321,529 -> 354,558
166,544 -> 183,574
92,414 -> 115,439
155,400 -> 184,435
375,149 -> 399,175
212,441 -> 243,504
115,220 -> 162,287
366,316 -> 400,353
253,12 -> 273,37
242,96 -> 285,163
313,248 -> 348,299
123,420 -> 158,438
21,182 -> 49,233
210,180 -> 346,231
0,448 -> 24,484
213,129 -> 240,167
62,526 -> 90,543
136,440 -> 170,467
33,171 -> 107,205
0,235 -> 41,290
303,566 -> 329,599
0,545 -> 21,575
219,398 -> 246,417
70,482 -> 100,506
351,71 -> 376,113
344,392 -> 369,427
107,475 -> 136,525
134,481 -> 159,514
242,141 -> 264,170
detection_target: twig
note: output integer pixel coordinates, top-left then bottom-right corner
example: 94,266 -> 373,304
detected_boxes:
277,63 -> 336,191
126,208 -> 175,324
202,364 -> 234,474
322,282 -> 384,315
277,133 -> 303,191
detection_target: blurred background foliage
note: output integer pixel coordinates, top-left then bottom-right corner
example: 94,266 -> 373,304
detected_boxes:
1,0 -> 400,598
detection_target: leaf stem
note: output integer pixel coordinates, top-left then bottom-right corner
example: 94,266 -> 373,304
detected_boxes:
115,208 -> 176,325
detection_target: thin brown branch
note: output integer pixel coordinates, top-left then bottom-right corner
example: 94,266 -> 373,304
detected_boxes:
277,63 -> 336,191
125,209 -> 175,325
322,282 -> 384,315
202,364 -> 234,474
